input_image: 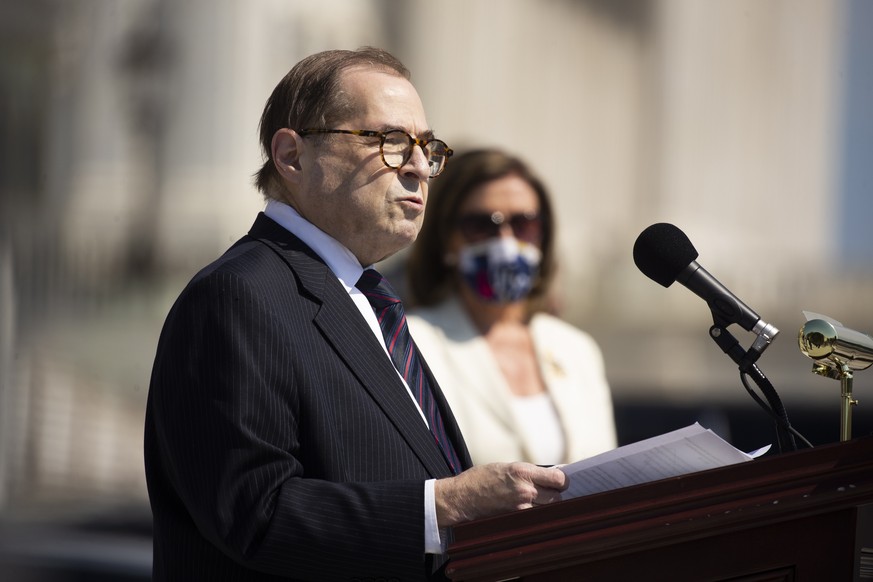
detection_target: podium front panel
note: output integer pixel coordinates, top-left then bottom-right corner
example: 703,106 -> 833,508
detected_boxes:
447,436 -> 873,581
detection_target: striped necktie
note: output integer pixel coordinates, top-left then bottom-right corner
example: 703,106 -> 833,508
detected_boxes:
356,269 -> 461,474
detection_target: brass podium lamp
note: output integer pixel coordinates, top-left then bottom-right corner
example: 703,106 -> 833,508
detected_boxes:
798,312 -> 873,441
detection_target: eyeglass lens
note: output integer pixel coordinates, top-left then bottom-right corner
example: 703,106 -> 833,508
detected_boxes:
457,211 -> 542,243
381,131 -> 449,177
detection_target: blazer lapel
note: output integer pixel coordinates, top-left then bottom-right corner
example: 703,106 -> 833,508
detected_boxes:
248,213 -> 456,477
417,351 -> 473,470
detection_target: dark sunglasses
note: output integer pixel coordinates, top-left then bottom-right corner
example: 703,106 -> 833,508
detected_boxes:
457,211 -> 542,243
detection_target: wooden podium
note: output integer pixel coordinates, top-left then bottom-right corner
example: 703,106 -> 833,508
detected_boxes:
447,436 -> 873,581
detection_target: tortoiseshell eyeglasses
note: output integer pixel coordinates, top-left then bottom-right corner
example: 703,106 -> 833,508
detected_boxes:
298,128 -> 453,178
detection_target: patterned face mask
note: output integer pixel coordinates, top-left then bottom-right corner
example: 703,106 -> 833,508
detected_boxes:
457,236 -> 542,303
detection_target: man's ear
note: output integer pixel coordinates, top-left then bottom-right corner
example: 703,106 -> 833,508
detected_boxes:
271,128 -> 304,184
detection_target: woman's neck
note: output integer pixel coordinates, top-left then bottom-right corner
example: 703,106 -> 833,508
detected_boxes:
457,284 -> 530,334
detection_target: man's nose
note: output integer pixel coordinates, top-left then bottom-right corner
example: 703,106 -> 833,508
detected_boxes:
400,145 -> 431,181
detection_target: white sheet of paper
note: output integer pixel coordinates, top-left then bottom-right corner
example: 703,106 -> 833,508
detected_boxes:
560,422 -> 770,500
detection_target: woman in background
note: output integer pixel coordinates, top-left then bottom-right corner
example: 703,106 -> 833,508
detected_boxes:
406,149 -> 617,466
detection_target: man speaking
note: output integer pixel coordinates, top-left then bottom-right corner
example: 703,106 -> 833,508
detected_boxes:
144,47 -> 567,581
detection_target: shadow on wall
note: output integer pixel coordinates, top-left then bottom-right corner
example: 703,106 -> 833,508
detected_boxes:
0,507 -> 152,582
615,398 -> 873,454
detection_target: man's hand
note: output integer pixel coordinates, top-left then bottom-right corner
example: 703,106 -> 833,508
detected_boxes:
434,463 -> 568,527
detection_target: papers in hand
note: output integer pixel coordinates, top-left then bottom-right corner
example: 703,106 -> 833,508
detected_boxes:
560,422 -> 770,500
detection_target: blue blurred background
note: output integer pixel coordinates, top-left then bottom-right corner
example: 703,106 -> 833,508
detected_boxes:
1,0 -> 872,578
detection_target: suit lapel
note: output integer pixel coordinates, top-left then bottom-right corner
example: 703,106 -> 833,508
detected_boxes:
417,350 -> 473,469
248,213 -> 458,477
315,284 -> 459,476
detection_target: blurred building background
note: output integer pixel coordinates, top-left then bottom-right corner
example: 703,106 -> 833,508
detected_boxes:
1,0 -> 872,578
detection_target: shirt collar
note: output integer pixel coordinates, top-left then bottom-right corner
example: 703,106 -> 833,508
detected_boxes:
264,199 -> 366,291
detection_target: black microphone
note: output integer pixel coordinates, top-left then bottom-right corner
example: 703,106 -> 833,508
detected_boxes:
632,223 -> 778,342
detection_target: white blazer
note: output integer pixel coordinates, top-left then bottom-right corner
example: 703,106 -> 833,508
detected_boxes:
408,298 -> 617,466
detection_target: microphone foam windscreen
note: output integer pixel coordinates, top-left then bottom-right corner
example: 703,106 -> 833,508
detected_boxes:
632,223 -> 699,287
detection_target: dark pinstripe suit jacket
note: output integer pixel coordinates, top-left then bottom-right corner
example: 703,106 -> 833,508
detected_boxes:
144,213 -> 472,581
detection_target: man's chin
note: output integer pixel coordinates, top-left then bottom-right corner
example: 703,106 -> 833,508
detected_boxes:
371,228 -> 419,264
